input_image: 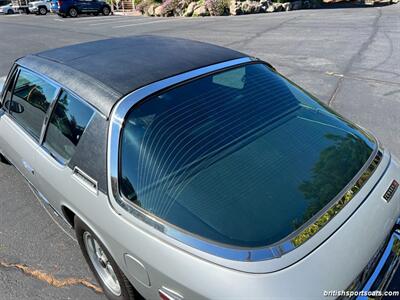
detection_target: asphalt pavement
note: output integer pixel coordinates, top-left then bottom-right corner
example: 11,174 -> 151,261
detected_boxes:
0,4 -> 399,299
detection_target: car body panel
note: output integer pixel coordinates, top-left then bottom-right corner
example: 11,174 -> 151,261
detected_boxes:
50,0 -> 58,12
57,0 -> 109,16
28,0 -> 51,13
62,151 -> 399,300
1,37 -> 399,299
0,113 -> 39,181
0,3 -> 14,13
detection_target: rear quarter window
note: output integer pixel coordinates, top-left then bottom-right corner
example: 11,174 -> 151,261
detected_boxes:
43,90 -> 94,164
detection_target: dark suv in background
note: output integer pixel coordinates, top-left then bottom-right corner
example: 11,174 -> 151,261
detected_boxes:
56,0 -> 111,17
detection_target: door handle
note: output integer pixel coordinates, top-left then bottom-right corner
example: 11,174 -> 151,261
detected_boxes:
22,160 -> 35,175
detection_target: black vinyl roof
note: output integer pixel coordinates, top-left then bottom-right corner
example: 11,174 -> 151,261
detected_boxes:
17,36 -> 246,117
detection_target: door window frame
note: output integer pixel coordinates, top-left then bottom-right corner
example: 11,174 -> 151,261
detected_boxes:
6,67 -> 61,143
1,64 -> 19,109
2,65 -> 96,166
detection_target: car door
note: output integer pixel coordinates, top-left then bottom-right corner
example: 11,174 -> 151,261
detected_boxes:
74,0 -> 86,12
83,0 -> 97,12
91,0 -> 102,11
0,67 -> 59,183
33,88 -> 95,213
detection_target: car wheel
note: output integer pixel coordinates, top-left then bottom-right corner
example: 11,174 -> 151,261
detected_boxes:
7,9 -> 13,14
68,7 -> 78,17
75,216 -> 141,300
39,7 -> 47,15
102,6 -> 110,16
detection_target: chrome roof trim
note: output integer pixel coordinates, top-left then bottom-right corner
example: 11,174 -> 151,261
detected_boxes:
107,57 -> 382,262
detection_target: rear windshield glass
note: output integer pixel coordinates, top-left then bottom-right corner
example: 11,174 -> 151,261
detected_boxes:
119,63 -> 375,248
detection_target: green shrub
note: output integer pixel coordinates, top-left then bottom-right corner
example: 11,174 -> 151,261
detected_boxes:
205,0 -> 229,15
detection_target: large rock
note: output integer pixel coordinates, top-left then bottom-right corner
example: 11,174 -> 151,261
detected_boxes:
273,2 -> 283,11
291,0 -> 302,9
260,0 -> 271,5
266,3 -> 275,11
154,5 -> 163,16
241,0 -> 260,13
229,0 -> 242,15
147,4 -> 157,16
282,2 -> 291,10
184,1 -> 197,16
193,5 -> 209,16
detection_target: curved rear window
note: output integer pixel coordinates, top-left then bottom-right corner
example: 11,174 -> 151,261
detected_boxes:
119,63 -> 375,248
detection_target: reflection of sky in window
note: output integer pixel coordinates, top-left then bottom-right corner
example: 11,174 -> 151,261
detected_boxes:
17,71 -> 57,103
58,92 -> 93,130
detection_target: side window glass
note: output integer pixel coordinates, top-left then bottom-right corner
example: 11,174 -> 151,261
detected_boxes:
11,69 -> 57,140
43,90 -> 94,164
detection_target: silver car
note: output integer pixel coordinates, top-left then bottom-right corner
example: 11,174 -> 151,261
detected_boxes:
0,36 -> 399,300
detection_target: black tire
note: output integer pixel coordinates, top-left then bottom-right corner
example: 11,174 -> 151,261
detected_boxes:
102,6 -> 110,16
68,7 -> 78,17
39,6 -> 47,15
7,9 -> 13,14
75,216 -> 142,300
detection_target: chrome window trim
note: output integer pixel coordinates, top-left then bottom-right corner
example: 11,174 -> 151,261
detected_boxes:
0,64 -> 18,108
108,57 -> 382,262
39,87 -> 62,145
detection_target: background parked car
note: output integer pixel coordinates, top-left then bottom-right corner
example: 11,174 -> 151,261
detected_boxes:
50,0 -> 57,12
28,0 -> 50,14
0,1 -> 15,14
57,0 -> 111,17
11,0 -> 30,13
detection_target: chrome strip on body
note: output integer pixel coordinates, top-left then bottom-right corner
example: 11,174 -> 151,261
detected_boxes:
357,228 -> 400,299
107,57 -> 382,262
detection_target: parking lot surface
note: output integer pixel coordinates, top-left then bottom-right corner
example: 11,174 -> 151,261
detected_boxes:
0,5 -> 399,299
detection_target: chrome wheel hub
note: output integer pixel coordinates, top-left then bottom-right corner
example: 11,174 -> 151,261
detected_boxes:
83,232 -> 121,296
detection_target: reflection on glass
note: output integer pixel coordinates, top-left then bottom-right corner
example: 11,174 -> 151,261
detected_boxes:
297,133 -> 373,227
292,151 -> 381,247
11,69 -> 57,140
119,63 -> 376,248
43,91 -> 94,163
